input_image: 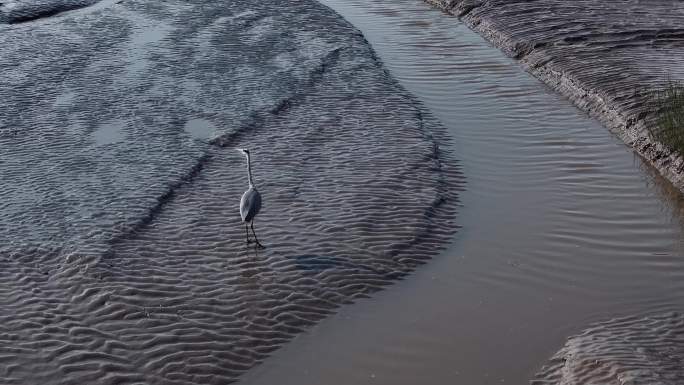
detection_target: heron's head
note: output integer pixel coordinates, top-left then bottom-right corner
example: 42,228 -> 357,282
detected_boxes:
237,148 -> 250,156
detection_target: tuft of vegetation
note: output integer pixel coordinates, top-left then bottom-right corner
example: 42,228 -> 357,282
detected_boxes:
650,79 -> 684,154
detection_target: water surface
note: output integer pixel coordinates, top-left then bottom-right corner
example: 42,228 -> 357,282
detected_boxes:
240,0 -> 684,383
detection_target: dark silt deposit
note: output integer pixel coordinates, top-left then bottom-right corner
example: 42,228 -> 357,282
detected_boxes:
533,313 -> 684,384
425,0 -> 684,191
0,0 -> 460,383
0,0 -> 105,24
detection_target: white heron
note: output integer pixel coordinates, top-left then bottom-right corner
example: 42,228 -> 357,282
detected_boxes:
237,148 -> 264,248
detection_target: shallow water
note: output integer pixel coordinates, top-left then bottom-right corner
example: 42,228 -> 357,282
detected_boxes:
239,0 -> 684,384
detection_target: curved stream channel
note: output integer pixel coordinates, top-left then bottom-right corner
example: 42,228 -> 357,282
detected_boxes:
240,0 -> 684,384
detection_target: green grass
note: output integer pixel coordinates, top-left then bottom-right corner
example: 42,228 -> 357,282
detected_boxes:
651,80 -> 684,154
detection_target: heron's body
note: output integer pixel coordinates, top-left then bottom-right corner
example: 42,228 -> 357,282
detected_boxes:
237,148 -> 264,248
240,185 -> 261,223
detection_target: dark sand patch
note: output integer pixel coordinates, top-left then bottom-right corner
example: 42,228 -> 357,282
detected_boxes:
0,0 -> 106,23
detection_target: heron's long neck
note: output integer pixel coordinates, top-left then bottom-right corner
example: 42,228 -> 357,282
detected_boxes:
246,153 -> 254,187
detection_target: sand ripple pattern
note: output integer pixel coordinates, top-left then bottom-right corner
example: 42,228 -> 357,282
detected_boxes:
533,313 -> 684,385
0,0 -> 106,23
427,0 -> 684,190
0,0 -> 460,383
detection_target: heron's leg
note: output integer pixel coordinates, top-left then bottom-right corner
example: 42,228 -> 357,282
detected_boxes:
251,221 -> 265,249
245,223 -> 252,244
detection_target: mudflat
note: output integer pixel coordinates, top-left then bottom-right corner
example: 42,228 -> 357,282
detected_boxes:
0,0 -> 459,383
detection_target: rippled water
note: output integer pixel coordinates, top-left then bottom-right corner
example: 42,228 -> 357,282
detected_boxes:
434,0 -> 684,196
240,1 -> 684,384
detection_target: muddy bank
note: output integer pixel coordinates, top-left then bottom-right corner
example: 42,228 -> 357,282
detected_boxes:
533,313 -> 684,384
0,0 -> 460,383
0,0 -> 104,23
425,0 -> 684,191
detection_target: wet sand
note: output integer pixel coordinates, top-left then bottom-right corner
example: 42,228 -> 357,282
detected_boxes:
426,0 -> 684,193
533,312 -> 684,384
0,0 -> 459,383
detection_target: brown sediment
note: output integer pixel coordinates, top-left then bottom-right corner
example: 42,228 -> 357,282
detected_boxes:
424,0 -> 684,192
